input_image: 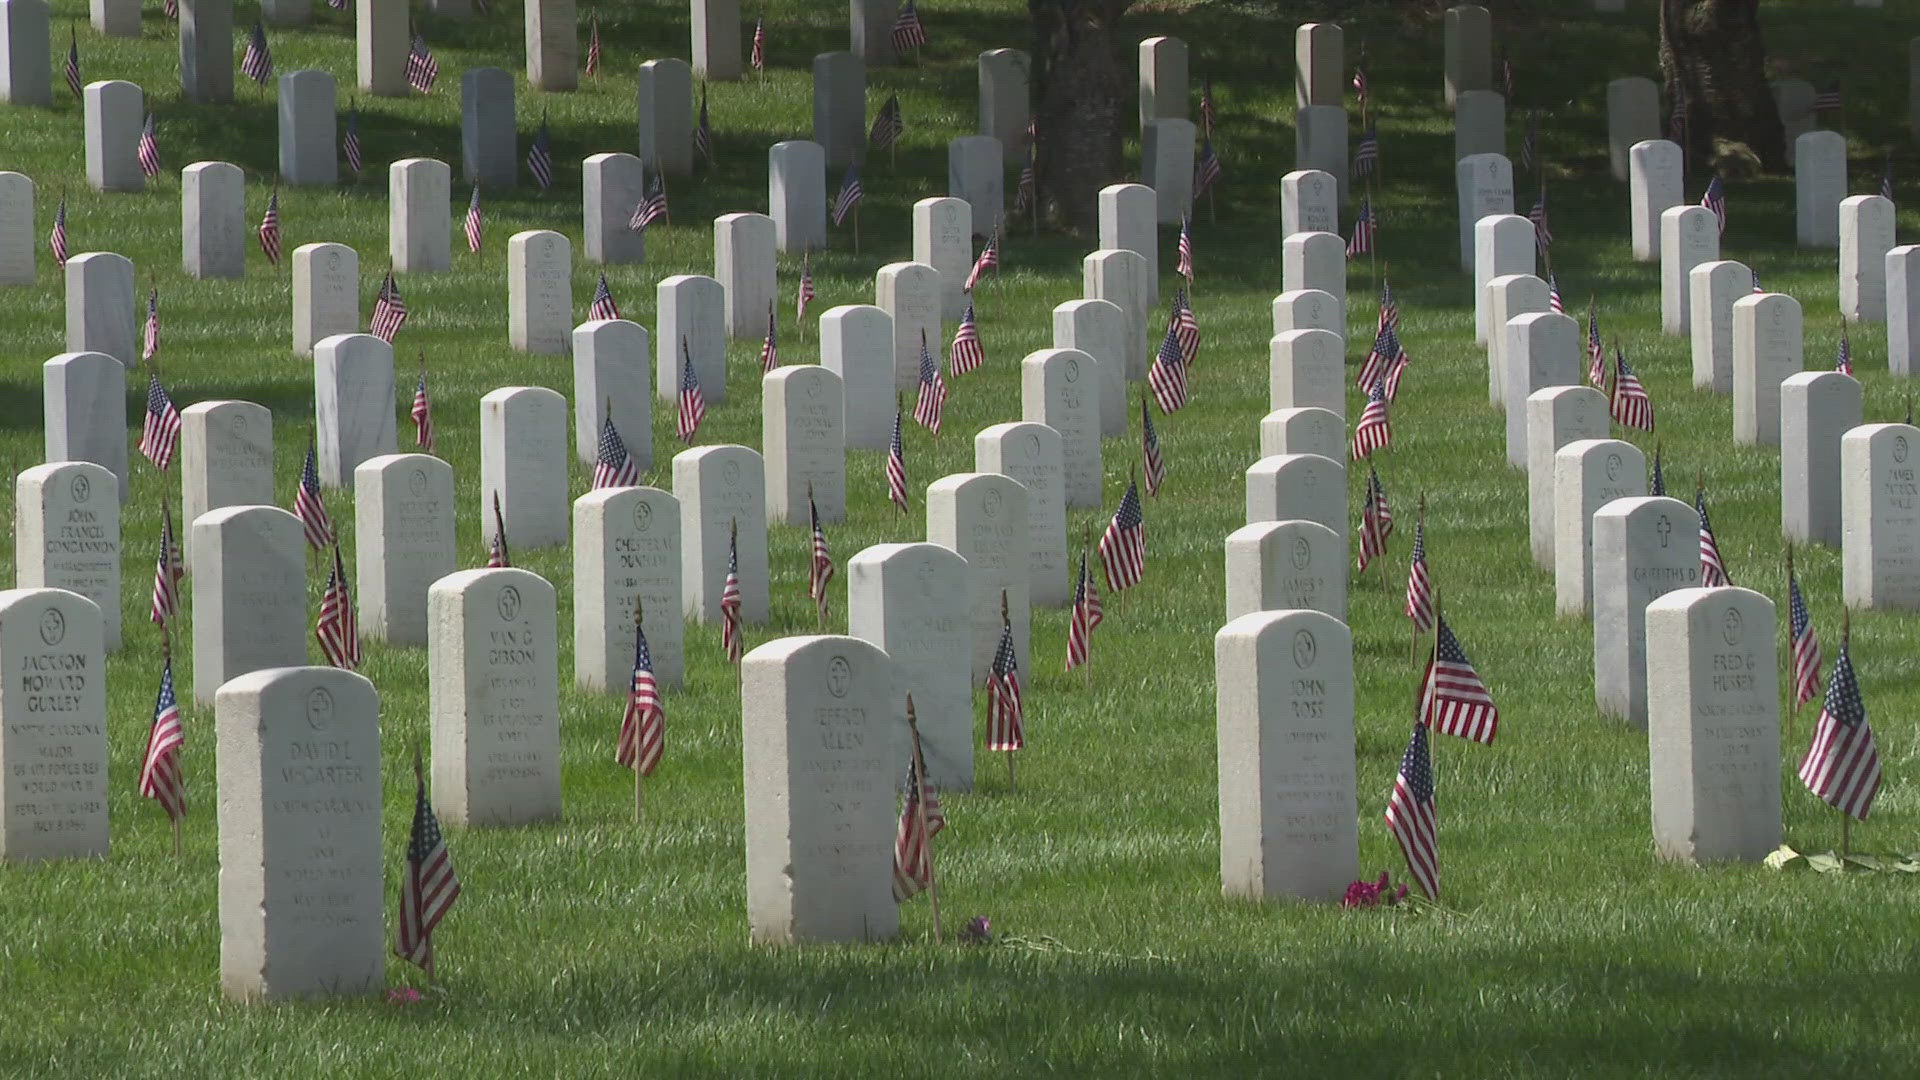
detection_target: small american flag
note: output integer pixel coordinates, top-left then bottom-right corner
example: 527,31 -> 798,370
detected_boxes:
316,544 -> 360,670
406,32 -> 439,95
371,269 -> 407,342
1014,140 -> 1036,216
890,0 -> 926,53
1586,301 -> 1606,387
1405,516 -> 1434,632
1353,125 -> 1379,178
1378,278 -> 1401,330
1170,287 -> 1199,365
1147,316 -> 1188,415
676,343 -> 706,444
1356,321 -> 1403,398
796,250 -> 815,323
1519,110 -> 1539,172
1501,57 -> 1515,100
616,618 -> 665,776
1836,328 -> 1853,377
151,504 -> 182,627
1357,467 -> 1387,573
1194,136 -> 1223,200
1423,614 -> 1499,744
963,231 -> 998,292
294,438 -> 334,550
1376,472 -> 1395,538
1199,75 -> 1216,137
1695,485 -> 1730,587
137,113 -> 161,179
1346,197 -> 1374,259
1141,394 -> 1165,497
1609,348 -> 1654,432
695,91 -> 714,165
808,493 -> 833,622
241,19 -> 273,86
1797,637 -> 1880,821
912,332 -> 947,434
1788,563 -> 1823,710
1650,443 -> 1666,498
487,494 -> 511,568
831,166 -> 863,227
1813,81 -> 1843,112
527,112 -> 554,190
1529,186 -> 1552,255
49,194 -> 68,268
139,370 -> 182,471
985,609 -> 1023,752
463,182 -> 482,253
750,16 -> 766,71
258,187 -> 282,266
1064,543 -> 1102,673
948,302 -> 984,376
1547,272 -> 1564,314
1175,215 -> 1194,282
891,734 -> 945,902
589,272 -> 620,322
1098,480 -> 1146,592
585,9 -> 602,77
1385,722 -> 1439,900
869,94 -> 903,152
64,29 -> 81,99
629,174 -> 669,231
1700,175 -> 1726,234
1881,155 -> 1894,203
342,102 -> 363,175
886,405 -> 908,510
1351,67 -> 1368,110
394,752 -> 461,975
139,656 -> 185,821
1351,378 -> 1392,459
1751,267 -> 1763,294
759,302 -> 779,373
141,287 -> 160,361
591,414 -> 640,489
411,361 -> 434,451
720,524 -> 744,667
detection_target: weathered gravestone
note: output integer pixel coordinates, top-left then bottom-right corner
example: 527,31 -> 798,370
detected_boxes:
849,0 -> 895,67
1456,153 -> 1514,271
742,635 -> 896,943
84,81 -> 143,193
43,351 -> 127,498
1083,248 -> 1151,380
1022,349 -> 1100,510
390,158 -> 451,273
1486,273 -> 1549,406
1245,453 -> 1346,544
1475,213 -> 1534,348
1281,231 -> 1346,320
1223,521 -> 1345,621
179,0 -> 233,103
573,486 -> 683,691
1593,495 -> 1701,727
191,505 -> 305,705
1732,292 -> 1803,448
1453,90 -> 1505,162
1689,260 -> 1749,392
1280,171 -> 1339,241
1097,184 -> 1158,310
354,453 -> 454,647
1443,4 -> 1491,109
1796,131 -> 1846,249
356,0 -> 407,96
573,319 -> 651,468
1842,422 -> 1920,611
768,140 -> 826,254
1504,312 -> 1581,468
762,365 -> 847,525
278,71 -> 337,187
314,333 -> 397,491
1840,195 -> 1894,324
481,386 -> 569,550
1271,288 -> 1343,341
1138,35 -> 1187,131
0,588 -> 107,862
976,422 -> 1067,609
215,666 -> 382,1000
0,0 -> 51,106
638,58 -> 695,174
1553,439 -> 1646,618
507,230 -> 571,355
876,261 -> 942,392
461,67 -> 516,191
15,463 -> 120,650
183,401 -> 273,561
674,444 -> 770,624
1526,386 -> 1609,571
0,171 -> 30,285
1216,608 -> 1357,902
847,543 -> 971,789
1894,245 -> 1920,376
583,153 -> 645,265
949,135 -> 1005,234
820,305 -> 894,450
1606,78 -> 1660,182
524,0 -> 578,92
64,252 -> 135,366
978,49 -> 1030,158
1660,205 -> 1718,335
1053,298 -> 1126,437
1294,22 -> 1344,108
716,212 -> 777,337
1260,407 -> 1344,462
812,52 -> 864,172
914,196 -> 973,320
1269,328 -> 1345,417
657,274 -> 726,403
293,242 -> 357,356
429,567 -> 561,827
692,0 -> 741,81
1293,108 -> 1348,208
1781,371 -> 1861,550
1646,586 -> 1781,864
927,472 -> 1031,683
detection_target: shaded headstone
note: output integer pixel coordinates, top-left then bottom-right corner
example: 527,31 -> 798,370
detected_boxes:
1245,453 -> 1345,543
1271,288 -> 1343,341
1269,328 -> 1345,417
524,0 -> 578,92
182,400 -> 273,563
1593,495 -> 1701,727
1796,130 -> 1846,248
64,252 -> 135,366
1138,35 -> 1187,131
949,134 -> 1006,234
1842,422 -> 1920,610
1606,78 -> 1660,182
0,587 -> 107,861
1781,371 -> 1862,550
1894,245 -> 1920,376
261,0 -> 306,28
1453,90 -> 1505,162
1216,608 -> 1357,902
1294,108 -> 1349,208
1281,231 -> 1346,320
1772,79 -> 1816,165
0,171 -> 29,285
716,212 -> 777,338
573,318 -> 651,469
278,71 -> 337,187
480,386 -> 569,550
1526,386 -> 1609,570
0,0 -> 51,106
847,543 -> 970,789
293,243 -> 357,356
926,471 -> 1032,681
674,444 -> 770,624
1660,205 -> 1718,335
849,0 -> 895,67
1840,195 -> 1894,324
637,58 -> 694,175
191,505 -> 305,705
1503,312 -> 1581,467
743,635 -> 897,944
314,333 -> 397,490
1053,298 -> 1126,437
1443,4 -> 1491,109
460,67 -> 516,191
507,229 -> 572,355
1553,438 -> 1646,618
1082,248 -> 1151,380
429,567 -> 562,826
978,49 -> 1030,158
15,463 -> 120,650
692,0 -> 742,81
876,261 -> 942,392
1732,292 -> 1803,448
1294,22 -> 1344,108
43,351 -> 127,498
1022,348 -> 1101,510
390,158 -> 451,273
1689,260 -> 1748,392
583,153 -> 645,265
84,80 -> 144,193
355,0 -> 407,96
1486,272 -> 1549,406
1097,184 -> 1158,309
1280,170 -> 1339,241
820,304 -> 894,450
179,0 -> 233,104
1260,407 -> 1344,461
763,365 -> 846,525
656,273 -> 726,403
1223,521 -> 1345,621
354,453 -> 454,646
768,140 -> 826,254
573,486 -> 683,691
812,52 -> 864,171
976,422 -> 1067,610
914,196 -> 973,320
1474,213 -> 1535,348
1455,152 -> 1513,270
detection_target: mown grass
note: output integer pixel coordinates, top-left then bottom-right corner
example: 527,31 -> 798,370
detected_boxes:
3,1 -> 1920,1075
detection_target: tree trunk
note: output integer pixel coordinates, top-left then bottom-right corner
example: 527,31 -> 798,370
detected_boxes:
1030,0 -> 1131,237
1661,0 -> 1785,174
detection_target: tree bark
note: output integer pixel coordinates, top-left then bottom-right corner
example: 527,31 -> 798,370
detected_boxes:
1660,0 -> 1785,173
1029,0 -> 1131,237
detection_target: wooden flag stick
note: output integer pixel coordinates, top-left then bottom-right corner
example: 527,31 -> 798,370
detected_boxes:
906,695 -> 941,943
632,593 -> 646,824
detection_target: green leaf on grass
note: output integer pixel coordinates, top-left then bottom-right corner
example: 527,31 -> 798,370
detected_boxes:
1807,853 -> 1844,874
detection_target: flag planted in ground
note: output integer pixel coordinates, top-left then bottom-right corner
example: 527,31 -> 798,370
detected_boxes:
1609,347 -> 1653,432
1696,484 -> 1730,587
676,343 -> 706,444
720,524 -> 743,667
1385,721 -> 1439,899
464,182 -> 483,253
589,272 -> 620,322
831,166 -> 863,227
809,493 -> 833,622
137,113 -> 161,177
371,269 -> 407,342
948,301 -> 984,376
258,187 -> 282,266
138,655 -> 185,822
1065,543 -> 1102,673
342,101 -> 363,175
1405,514 -> 1434,632
616,617 -> 664,776
411,361 -> 434,451
527,112 -> 554,190
1422,614 -> 1499,745
912,331 -> 947,434
150,504 -> 183,627
139,370 -> 182,471
891,733 -> 945,902
891,0 -> 926,53
869,94 -> 903,152
1789,560 -> 1823,710
394,752 -> 461,973
886,404 -> 908,511
316,543 -> 360,670
985,607 -> 1023,752
1098,480 -> 1146,592
963,232 -> 999,292
241,19 -> 273,85
49,194 -> 68,268
1797,635 -> 1880,822
406,32 -> 439,94
294,437 -> 334,550
760,302 -> 779,373
1141,394 -> 1165,497
591,413 -> 640,490
1351,378 -> 1392,459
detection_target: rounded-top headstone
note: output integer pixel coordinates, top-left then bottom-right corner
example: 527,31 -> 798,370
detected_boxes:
0,587 -> 108,862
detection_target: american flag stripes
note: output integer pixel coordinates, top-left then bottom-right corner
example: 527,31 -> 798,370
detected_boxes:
1357,320 -> 1403,397
797,250 -> 816,323
1378,278 -> 1401,331
1752,267 -> 1763,294
1346,197 -> 1375,259
963,232 -> 999,292
760,302 -> 780,373
616,615 -> 665,776
886,404 -> 908,511
808,493 -> 834,622
294,438 -> 334,550
137,113 -> 161,178
316,544 -> 360,670
1881,154 -> 1894,203
142,286 -> 160,361
1405,515 -> 1434,632
1519,110 -> 1539,172
1199,76 -> 1217,137
370,269 -> 407,342
139,370 -> 183,471
1358,466 -> 1388,573
985,605 -> 1023,752
1547,272 -> 1564,315
1696,485 -> 1730,587
588,272 -> 620,322
591,413 -> 640,490
1176,215 -> 1194,282
241,20 -> 273,86
750,17 -> 767,71
869,94 -> 903,152
464,182 -> 483,253
1650,443 -> 1666,498
411,361 -> 434,452
1015,139 -> 1036,216
342,102 -> 363,175
1797,636 -> 1881,821
695,91 -> 714,165
1354,125 -> 1379,178
1351,379 -> 1392,459
1141,394 -> 1165,497
1701,175 -> 1726,234
1064,542 -> 1102,673
1146,315 -> 1189,414
831,166 -> 863,227
406,32 -> 439,95
1609,348 -> 1654,432
1529,185 -> 1552,255
948,302 -> 984,376
151,504 -> 183,627
676,342 -> 706,444
890,0 -> 926,54
892,718 -> 945,903
49,194 -> 68,268
487,493 -> 510,568
1813,81 -> 1843,112
1422,614 -> 1499,745
1788,559 -> 1823,710
1170,287 -> 1199,365
528,113 -> 554,190
1502,57 -> 1515,99
1835,326 -> 1853,377
395,752 -> 461,974
1098,480 -> 1146,592
1385,722 -> 1439,900
1586,301 -> 1606,387
585,8 -> 602,78
720,524 -> 744,667
258,187 -> 282,266
1351,68 -> 1368,111
139,656 -> 186,822
912,331 -> 947,434
64,29 -> 82,99
1194,136 -> 1223,200
629,174 -> 669,231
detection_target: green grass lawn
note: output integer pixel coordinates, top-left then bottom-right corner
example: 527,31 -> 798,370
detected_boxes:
4,1 -> 1920,1075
